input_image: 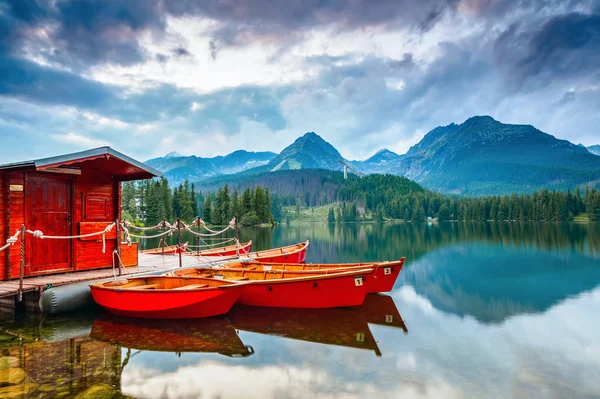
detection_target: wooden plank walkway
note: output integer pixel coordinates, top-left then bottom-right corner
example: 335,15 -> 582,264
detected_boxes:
0,253 -> 233,299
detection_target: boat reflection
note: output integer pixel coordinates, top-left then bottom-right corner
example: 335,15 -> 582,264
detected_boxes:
90,315 -> 254,357
359,294 -> 408,332
89,294 -> 405,360
227,299 -> 404,357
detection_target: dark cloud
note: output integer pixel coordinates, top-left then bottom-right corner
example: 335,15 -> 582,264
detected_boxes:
209,40 -> 217,60
1,0 -> 458,70
494,12 -> 600,89
172,46 -> 192,57
0,54 -> 114,108
155,53 -> 169,63
1,0 -> 163,69
187,86 -> 288,133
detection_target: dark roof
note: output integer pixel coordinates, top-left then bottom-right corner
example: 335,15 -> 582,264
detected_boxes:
0,147 -> 162,180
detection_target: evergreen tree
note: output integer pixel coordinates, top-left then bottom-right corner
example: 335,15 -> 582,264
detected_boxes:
191,183 -> 198,217
438,204 -> 450,221
328,207 -> 335,224
241,188 -> 252,215
231,189 -> 241,220
254,186 -> 267,222
172,185 -> 181,218
212,188 -> 223,225
180,180 -> 194,222
160,177 -> 172,221
375,204 -> 384,223
220,184 -> 230,223
202,195 -> 212,224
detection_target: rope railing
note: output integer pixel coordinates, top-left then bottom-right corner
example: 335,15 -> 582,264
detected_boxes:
10,215 -> 237,257
0,229 -> 21,252
123,220 -> 171,232
120,223 -> 176,240
181,218 -> 235,237
26,223 -> 116,253
186,236 -> 237,249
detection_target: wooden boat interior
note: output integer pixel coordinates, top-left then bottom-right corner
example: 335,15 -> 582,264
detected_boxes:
224,260 -> 402,271
140,243 -> 186,254
251,241 -> 308,257
95,276 -> 235,290
174,267 -> 374,281
192,241 -> 251,255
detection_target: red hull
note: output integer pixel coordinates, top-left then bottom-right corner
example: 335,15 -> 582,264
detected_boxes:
141,242 -> 188,255
90,283 -> 243,319
251,242 -> 308,263
365,262 -> 404,293
235,272 -> 370,308
199,241 -> 252,257
223,258 -> 405,293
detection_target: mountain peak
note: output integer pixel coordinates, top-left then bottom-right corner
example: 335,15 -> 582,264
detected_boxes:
164,151 -> 183,158
376,148 -> 393,155
266,132 -> 343,172
462,115 -> 499,126
296,131 -> 323,143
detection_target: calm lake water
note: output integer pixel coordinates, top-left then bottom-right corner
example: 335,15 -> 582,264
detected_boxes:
1,222 -> 599,398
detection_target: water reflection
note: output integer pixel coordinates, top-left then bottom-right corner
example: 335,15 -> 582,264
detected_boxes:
0,222 -> 598,398
91,316 -> 254,357
400,241 -> 600,323
0,314 -> 123,398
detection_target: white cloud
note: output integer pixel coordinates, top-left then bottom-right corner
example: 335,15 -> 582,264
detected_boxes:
50,132 -> 110,148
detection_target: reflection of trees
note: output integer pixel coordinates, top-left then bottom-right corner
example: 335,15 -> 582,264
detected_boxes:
233,222 -> 600,264
136,221 -> 599,261
0,334 -> 123,398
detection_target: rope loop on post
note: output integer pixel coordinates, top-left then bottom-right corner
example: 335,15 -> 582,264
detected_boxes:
0,228 -> 21,252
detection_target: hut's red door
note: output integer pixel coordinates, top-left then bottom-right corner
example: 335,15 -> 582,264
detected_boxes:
26,175 -> 72,274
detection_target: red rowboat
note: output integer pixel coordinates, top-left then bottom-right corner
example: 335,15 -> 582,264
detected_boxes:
249,240 -> 309,263
219,258 -> 405,293
140,242 -> 188,255
141,241 -> 252,256
89,276 -> 246,319
192,240 -> 252,257
172,267 -> 373,308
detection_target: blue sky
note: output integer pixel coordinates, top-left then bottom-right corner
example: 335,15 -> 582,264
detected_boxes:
0,0 -> 599,163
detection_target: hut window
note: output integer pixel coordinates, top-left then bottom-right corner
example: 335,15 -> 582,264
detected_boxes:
84,195 -> 109,220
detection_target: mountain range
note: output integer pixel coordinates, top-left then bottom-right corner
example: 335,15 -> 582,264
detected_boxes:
589,145 -> 600,156
147,116 -> 600,196
146,150 -> 276,186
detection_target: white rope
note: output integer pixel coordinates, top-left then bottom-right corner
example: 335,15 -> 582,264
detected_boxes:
112,249 -> 125,279
182,218 -> 235,237
120,223 -> 176,239
186,237 -> 237,248
235,238 -> 251,257
26,223 -> 115,240
123,220 -> 170,232
0,229 -> 21,252
27,223 -> 115,253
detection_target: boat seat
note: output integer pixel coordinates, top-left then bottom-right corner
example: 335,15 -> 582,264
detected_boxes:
227,277 -> 249,281
172,284 -> 208,290
128,284 -> 158,290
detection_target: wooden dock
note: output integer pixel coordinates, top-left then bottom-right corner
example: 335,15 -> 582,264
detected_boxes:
0,253 -> 233,300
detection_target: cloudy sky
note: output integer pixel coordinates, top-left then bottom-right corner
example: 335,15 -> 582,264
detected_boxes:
1,0 -> 599,163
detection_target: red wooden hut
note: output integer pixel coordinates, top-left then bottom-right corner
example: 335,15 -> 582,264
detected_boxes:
0,147 -> 161,280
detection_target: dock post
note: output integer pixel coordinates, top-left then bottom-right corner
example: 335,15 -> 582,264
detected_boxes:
161,219 -> 166,255
18,224 -> 25,302
235,216 -> 239,257
116,218 -> 122,276
196,216 -> 200,256
177,218 -> 182,268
